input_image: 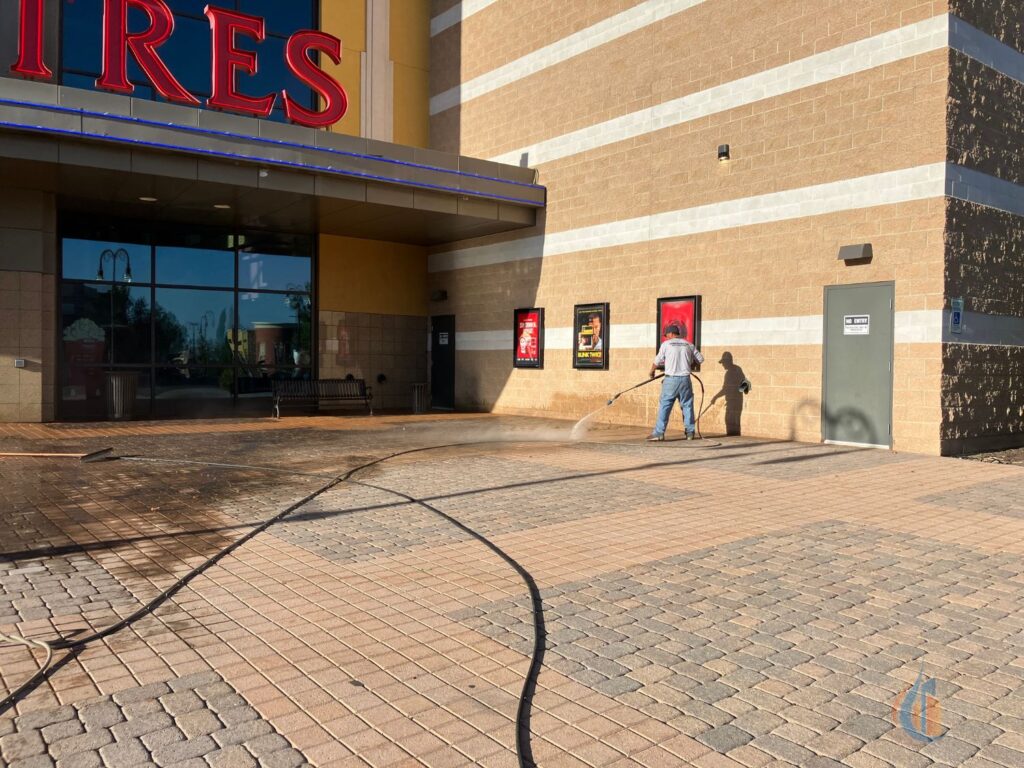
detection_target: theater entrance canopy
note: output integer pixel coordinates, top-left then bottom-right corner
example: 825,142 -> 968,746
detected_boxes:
0,80 -> 545,243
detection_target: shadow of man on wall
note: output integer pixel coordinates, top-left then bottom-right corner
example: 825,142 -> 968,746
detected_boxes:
710,351 -> 746,436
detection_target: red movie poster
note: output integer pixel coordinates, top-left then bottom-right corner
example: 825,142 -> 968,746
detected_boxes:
513,308 -> 544,368
657,296 -> 701,349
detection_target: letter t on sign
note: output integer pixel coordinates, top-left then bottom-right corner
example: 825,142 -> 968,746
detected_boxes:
11,0 -> 53,80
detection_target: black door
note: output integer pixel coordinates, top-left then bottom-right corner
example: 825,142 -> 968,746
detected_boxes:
431,315 -> 455,410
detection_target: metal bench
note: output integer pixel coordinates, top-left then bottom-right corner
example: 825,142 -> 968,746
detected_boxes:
272,378 -> 373,419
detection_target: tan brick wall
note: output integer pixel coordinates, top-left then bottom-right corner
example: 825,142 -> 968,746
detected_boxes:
431,200 -> 947,454
0,188 -> 57,423
536,50 -> 948,235
430,0 -> 948,158
428,2 -> 953,454
949,0 -> 1024,53
431,200 -> 947,325
948,51 -> 1024,185
0,270 -> 56,422
430,0 -> 643,95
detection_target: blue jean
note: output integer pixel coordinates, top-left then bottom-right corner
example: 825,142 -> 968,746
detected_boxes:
654,375 -> 695,436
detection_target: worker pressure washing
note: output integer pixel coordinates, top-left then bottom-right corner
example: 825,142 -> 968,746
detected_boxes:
647,324 -> 705,441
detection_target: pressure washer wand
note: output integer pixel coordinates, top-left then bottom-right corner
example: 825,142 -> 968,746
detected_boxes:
607,374 -> 664,405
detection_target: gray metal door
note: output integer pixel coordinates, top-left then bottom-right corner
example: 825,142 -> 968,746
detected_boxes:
823,283 -> 894,447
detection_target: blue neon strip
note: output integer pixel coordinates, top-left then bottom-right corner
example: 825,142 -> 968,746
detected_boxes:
0,118 -> 544,207
0,95 -> 544,192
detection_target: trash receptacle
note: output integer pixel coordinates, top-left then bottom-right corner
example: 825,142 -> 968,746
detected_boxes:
107,372 -> 138,420
412,383 -> 427,414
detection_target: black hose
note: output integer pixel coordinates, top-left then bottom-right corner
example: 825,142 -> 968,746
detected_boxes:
352,479 -> 545,768
693,373 -> 706,440
0,442 -> 549,768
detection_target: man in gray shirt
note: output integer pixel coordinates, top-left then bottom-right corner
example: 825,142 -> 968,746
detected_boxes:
647,324 -> 705,441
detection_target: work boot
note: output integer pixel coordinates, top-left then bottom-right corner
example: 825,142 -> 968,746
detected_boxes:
685,432 -> 695,441
646,433 -> 664,442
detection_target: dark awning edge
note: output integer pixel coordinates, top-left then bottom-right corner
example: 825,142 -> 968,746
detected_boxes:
0,80 -> 546,209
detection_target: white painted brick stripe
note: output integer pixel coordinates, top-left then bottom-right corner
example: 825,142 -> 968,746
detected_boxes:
945,311 -> 1024,346
431,0 -> 500,37
430,0 -> 708,115
429,163 -> 948,273
894,310 -> 941,344
488,16 -> 1024,168
950,16 -> 1024,83
490,16 -> 949,166
947,164 -> 1024,217
456,312 -> 1024,351
456,312 -> 951,351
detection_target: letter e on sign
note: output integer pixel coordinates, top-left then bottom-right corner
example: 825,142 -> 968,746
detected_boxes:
206,5 -> 277,118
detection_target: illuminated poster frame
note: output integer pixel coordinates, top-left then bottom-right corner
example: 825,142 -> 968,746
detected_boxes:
573,302 -> 609,370
656,295 -> 702,350
513,307 -> 544,369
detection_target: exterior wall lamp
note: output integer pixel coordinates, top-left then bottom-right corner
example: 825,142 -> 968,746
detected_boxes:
718,144 -> 731,162
837,243 -> 873,263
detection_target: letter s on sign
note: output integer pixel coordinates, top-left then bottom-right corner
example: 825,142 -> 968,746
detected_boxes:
283,31 -> 349,128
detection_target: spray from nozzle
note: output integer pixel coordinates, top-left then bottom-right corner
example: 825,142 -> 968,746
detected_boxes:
571,375 -> 665,441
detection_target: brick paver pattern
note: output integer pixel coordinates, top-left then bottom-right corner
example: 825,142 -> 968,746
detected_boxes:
2,414 -> 1024,768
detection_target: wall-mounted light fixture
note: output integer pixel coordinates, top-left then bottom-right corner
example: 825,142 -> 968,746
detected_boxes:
717,144 -> 731,162
837,243 -> 873,263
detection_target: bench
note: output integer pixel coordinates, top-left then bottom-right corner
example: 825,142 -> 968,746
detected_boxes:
272,378 -> 373,419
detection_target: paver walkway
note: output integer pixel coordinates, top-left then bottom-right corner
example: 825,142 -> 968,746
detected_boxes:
1,415 -> 1023,768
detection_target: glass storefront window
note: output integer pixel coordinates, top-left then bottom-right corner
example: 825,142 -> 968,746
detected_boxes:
155,367 -> 234,403
239,252 -> 311,291
238,291 -> 312,370
60,283 -> 152,365
59,220 -> 314,420
61,368 -> 152,422
156,247 -> 234,288
155,289 -> 235,367
63,240 -> 152,284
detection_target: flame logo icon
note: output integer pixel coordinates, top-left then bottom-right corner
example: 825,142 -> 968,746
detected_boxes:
892,667 -> 944,742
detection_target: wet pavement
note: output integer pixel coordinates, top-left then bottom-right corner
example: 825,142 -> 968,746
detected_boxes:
1,414 -> 1024,768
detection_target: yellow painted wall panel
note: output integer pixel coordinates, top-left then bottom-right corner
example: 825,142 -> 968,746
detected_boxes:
322,0 -> 366,52
393,63 -> 430,148
326,53 -> 363,138
319,235 -> 428,316
322,0 -> 365,138
390,0 -> 430,69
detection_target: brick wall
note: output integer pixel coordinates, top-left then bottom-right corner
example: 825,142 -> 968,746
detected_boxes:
319,311 -> 427,411
948,51 -> 1024,184
942,200 -> 1024,453
429,1 -> 957,453
949,0 -> 1024,52
0,189 -> 57,422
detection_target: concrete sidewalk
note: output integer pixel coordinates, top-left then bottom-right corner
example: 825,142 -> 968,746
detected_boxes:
1,416 -> 1023,768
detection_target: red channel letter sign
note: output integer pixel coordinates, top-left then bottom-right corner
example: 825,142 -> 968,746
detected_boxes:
10,0 -> 349,128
